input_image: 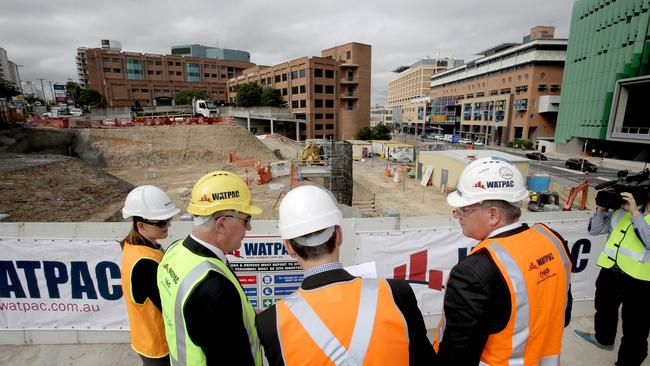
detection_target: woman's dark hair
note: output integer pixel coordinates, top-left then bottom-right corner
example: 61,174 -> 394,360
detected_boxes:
120,217 -> 156,249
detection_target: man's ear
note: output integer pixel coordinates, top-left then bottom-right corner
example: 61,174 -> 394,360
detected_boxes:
487,207 -> 502,226
284,239 -> 298,258
335,225 -> 343,247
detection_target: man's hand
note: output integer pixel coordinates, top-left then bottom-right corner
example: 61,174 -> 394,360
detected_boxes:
621,192 -> 641,216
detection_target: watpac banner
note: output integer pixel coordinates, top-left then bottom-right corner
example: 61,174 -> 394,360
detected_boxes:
356,218 -> 605,315
0,238 -> 126,330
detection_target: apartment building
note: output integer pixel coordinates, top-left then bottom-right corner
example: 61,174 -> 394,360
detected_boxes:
85,47 -> 254,107
556,0 -> 650,157
77,40 -> 122,89
387,57 -> 463,135
228,42 -> 371,140
428,26 -> 566,145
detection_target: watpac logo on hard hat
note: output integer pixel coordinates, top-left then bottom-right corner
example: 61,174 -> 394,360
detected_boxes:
499,167 -> 514,179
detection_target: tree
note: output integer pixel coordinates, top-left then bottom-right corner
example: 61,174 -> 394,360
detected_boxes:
65,81 -> 82,104
260,86 -> 283,107
78,89 -> 104,108
174,89 -> 209,105
23,94 -> 46,105
357,124 -> 392,141
358,127 -> 373,141
0,79 -> 20,99
234,82 -> 262,107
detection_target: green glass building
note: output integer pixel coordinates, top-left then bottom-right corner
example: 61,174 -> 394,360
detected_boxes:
556,0 -> 650,154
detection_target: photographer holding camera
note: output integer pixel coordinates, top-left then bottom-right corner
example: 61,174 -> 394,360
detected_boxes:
575,185 -> 650,366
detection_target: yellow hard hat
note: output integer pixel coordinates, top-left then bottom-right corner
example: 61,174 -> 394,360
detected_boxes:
187,171 -> 262,216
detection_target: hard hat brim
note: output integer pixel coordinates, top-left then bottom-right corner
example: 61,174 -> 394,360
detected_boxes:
240,204 -> 263,216
447,191 -> 480,208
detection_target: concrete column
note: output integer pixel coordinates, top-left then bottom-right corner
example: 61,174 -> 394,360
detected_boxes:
296,122 -> 300,142
247,110 -> 251,131
270,118 -> 274,134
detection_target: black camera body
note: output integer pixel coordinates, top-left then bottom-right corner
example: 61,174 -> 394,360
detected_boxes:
595,169 -> 650,210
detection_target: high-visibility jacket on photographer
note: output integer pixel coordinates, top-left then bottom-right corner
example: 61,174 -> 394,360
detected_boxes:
597,208 -> 650,281
433,224 -> 572,366
275,277 -> 410,366
121,242 -> 169,359
157,240 -> 262,366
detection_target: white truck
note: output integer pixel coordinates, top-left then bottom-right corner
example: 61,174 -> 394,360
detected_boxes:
133,98 -> 219,118
192,99 -> 219,118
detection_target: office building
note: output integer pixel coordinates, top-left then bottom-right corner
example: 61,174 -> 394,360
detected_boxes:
171,45 -> 250,62
428,26 -> 566,145
387,57 -> 463,135
555,0 -> 650,157
228,42 -> 371,140
371,105 -> 392,127
0,47 -> 20,87
85,46 -> 254,107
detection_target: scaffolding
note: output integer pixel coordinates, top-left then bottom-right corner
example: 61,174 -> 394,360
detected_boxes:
293,139 -> 353,206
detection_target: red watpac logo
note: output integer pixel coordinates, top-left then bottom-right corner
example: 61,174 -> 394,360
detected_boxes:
472,181 -> 486,189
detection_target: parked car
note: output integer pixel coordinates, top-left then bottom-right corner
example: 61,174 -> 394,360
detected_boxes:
459,138 -> 472,144
473,140 -> 484,146
526,152 -> 547,160
434,135 -> 444,141
69,108 -> 83,117
565,158 -> 597,172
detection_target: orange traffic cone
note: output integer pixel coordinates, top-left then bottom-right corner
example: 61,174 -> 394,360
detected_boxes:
385,166 -> 391,177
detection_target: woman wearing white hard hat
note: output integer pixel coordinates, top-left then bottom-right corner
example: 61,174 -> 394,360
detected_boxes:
121,185 -> 180,366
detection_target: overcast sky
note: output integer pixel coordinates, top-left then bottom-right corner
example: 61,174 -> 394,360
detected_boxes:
1,0 -> 573,105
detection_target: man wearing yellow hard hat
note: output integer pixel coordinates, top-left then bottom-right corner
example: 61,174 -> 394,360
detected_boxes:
157,171 -> 263,366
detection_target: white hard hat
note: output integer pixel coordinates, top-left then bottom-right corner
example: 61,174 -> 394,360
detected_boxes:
278,185 -> 342,246
122,185 -> 181,220
447,157 -> 528,208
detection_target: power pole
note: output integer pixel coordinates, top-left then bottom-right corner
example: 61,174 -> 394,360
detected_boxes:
37,78 -> 47,103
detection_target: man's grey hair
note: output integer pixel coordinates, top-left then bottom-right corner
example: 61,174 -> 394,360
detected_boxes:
480,200 -> 522,222
193,210 -> 235,228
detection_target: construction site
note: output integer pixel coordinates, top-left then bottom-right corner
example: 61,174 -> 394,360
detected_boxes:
0,115 -> 604,223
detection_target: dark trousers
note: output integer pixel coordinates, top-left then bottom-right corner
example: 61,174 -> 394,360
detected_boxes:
139,354 -> 170,366
594,266 -> 650,366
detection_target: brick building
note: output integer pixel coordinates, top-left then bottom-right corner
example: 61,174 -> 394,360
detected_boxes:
228,42 -> 371,140
85,47 -> 254,107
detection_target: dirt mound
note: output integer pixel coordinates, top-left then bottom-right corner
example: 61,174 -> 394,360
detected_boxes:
0,159 -> 133,222
78,125 -> 279,168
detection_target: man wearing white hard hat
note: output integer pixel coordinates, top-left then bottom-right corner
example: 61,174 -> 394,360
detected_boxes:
432,157 -> 573,366
256,185 -> 435,366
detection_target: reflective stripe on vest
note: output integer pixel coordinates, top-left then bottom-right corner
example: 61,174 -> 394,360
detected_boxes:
532,225 -> 572,316
281,279 -> 379,366
489,242 -> 529,364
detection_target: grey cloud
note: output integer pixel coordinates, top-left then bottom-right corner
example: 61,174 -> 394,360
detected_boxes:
1,0 -> 572,105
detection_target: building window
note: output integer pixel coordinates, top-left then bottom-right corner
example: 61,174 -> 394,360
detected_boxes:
537,84 -> 547,91
147,60 -> 154,65
155,61 -> 162,65
275,75 -> 281,83
266,77 -> 272,85
325,113 -> 334,119
325,100 -> 334,108
185,63 -> 200,82
211,73 -> 217,77
168,71 -> 174,76
315,99 -> 323,108
325,70 -> 334,78
261,78 -> 267,85
282,73 -> 287,81
204,73 -> 210,78
102,57 -> 109,62
113,68 -> 121,73
299,69 -> 306,78
315,85 -> 323,93
176,71 -> 182,76
292,100 -> 299,108
300,85 -> 306,93
112,57 -> 120,63
513,98 -> 528,111
346,100 -> 354,110
315,124 -> 323,130
175,62 -> 181,66
325,85 -> 334,94
550,84 -> 561,92
463,103 -> 472,121
315,113 -> 323,119
282,88 -> 287,96
326,124 -> 334,130
168,61 -> 174,66
315,68 -> 323,77
291,86 -> 299,94
103,67 -> 111,72
291,70 -> 299,79
346,51 -> 351,60
126,59 -> 142,80
300,100 -> 306,108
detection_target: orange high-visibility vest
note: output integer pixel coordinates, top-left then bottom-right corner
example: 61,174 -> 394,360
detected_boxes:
121,242 -> 169,358
433,224 -> 572,366
275,278 -> 410,366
